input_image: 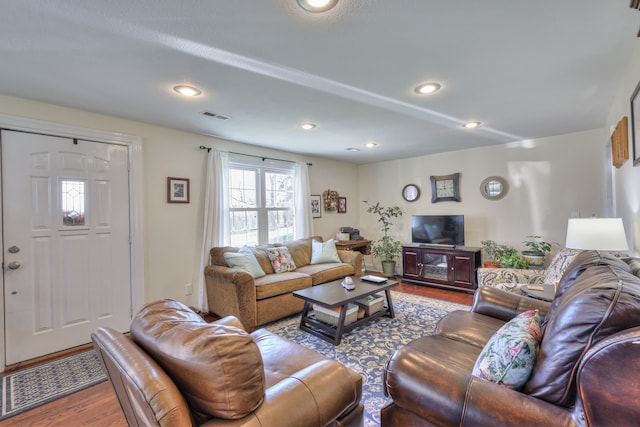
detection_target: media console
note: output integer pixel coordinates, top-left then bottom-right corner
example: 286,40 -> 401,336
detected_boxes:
402,245 -> 481,292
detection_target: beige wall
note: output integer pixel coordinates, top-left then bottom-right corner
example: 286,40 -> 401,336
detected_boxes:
606,42 -> 640,257
0,94 -> 358,307
357,129 -> 607,272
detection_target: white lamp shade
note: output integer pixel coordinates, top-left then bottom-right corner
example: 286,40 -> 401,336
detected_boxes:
565,218 -> 628,251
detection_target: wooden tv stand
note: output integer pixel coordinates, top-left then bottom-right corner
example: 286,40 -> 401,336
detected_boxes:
402,245 -> 481,292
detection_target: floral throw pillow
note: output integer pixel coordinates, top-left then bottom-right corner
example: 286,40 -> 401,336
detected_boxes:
266,246 -> 296,273
472,309 -> 542,389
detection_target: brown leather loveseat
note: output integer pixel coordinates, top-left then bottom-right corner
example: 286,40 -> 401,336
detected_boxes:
92,299 -> 364,427
382,250 -> 640,426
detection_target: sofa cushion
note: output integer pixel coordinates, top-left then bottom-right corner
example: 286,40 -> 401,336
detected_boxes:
266,246 -> 297,273
254,272 -> 312,300
524,257 -> 640,406
282,236 -> 316,267
130,299 -> 265,422
542,248 -> 581,285
223,246 -> 266,278
295,263 -> 355,286
310,238 -> 341,264
472,310 -> 542,389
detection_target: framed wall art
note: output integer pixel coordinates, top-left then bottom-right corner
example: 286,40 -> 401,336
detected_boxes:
167,177 -> 190,203
631,80 -> 640,166
337,197 -> 347,213
310,194 -> 322,218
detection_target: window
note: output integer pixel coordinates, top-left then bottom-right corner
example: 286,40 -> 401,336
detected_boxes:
61,179 -> 86,226
228,157 -> 295,246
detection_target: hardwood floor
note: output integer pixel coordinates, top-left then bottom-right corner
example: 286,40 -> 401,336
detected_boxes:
0,282 -> 472,426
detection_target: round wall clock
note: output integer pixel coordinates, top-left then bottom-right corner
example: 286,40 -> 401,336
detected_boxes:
402,184 -> 420,202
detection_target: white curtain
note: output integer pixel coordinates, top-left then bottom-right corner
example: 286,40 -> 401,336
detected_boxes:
294,161 -> 313,239
194,149 -> 229,313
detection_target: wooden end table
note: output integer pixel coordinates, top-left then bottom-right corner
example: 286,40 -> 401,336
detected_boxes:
293,276 -> 397,345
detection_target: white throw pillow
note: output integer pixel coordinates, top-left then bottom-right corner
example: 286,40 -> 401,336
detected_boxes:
310,239 -> 341,264
223,246 -> 266,278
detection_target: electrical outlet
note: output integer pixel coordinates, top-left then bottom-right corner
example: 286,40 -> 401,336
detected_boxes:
184,283 -> 193,296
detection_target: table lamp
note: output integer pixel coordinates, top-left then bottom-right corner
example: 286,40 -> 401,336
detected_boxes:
565,218 -> 629,251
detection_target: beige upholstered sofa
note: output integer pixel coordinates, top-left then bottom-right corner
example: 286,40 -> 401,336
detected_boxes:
205,236 -> 363,330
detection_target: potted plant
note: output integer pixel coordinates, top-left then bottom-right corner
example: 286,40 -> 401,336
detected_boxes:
480,240 -> 509,268
365,201 -> 404,276
499,247 -> 530,269
522,235 -> 553,268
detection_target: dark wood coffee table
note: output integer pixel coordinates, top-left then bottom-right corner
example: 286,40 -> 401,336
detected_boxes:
293,276 -> 398,345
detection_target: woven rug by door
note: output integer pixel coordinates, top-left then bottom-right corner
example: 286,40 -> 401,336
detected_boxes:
260,290 -> 469,427
0,349 -> 106,420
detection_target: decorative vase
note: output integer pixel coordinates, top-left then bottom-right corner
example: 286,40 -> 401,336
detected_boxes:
381,260 -> 396,276
522,251 -> 545,268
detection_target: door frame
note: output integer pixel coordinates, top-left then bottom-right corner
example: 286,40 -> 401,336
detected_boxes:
0,113 -> 145,370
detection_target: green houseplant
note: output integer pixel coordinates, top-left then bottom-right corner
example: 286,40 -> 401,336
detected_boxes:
522,235 -> 553,267
499,247 -> 530,269
365,201 -> 404,276
481,240 -> 510,267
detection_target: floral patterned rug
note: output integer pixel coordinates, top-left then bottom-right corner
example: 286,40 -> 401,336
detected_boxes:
260,291 -> 470,427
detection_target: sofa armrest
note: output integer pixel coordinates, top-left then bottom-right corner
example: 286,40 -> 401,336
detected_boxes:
384,346 -> 573,427
337,250 -> 363,276
246,360 -> 361,427
477,267 -> 546,286
471,285 -> 551,321
204,265 -> 257,330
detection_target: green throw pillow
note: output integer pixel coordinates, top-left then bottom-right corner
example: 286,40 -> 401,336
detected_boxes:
265,246 -> 296,273
472,309 -> 542,389
223,246 -> 266,278
310,239 -> 341,264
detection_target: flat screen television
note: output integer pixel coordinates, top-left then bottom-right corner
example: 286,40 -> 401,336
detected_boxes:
411,215 -> 465,247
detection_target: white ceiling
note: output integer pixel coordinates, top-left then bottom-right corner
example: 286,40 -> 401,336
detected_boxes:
0,1 -> 637,164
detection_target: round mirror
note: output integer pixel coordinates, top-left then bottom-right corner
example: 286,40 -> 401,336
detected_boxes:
480,176 -> 508,200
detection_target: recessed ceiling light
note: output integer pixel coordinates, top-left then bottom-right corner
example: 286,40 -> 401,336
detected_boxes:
173,85 -> 202,97
346,147 -> 360,152
299,122 -> 317,130
414,82 -> 442,95
364,142 -> 377,148
297,0 -> 338,13
463,121 -> 482,129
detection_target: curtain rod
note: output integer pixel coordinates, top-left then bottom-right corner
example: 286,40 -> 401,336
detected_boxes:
199,146 -> 312,166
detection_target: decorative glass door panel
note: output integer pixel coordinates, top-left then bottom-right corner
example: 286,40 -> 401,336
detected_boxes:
421,253 -> 448,281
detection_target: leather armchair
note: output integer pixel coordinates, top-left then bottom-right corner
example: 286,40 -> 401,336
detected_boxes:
382,251 -> 640,426
92,300 -> 364,427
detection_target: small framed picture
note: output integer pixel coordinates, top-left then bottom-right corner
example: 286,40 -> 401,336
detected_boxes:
167,177 -> 190,203
310,194 -> 322,218
337,197 -> 347,213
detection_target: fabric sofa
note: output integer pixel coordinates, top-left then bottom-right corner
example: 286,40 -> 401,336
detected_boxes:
92,299 -> 364,427
477,247 -> 581,295
382,250 -> 640,426
205,236 -> 362,330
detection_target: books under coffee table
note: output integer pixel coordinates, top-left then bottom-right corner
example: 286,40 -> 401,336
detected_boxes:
292,276 -> 398,345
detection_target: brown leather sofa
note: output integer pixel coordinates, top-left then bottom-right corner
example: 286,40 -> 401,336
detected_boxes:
205,236 -> 362,330
92,299 -> 364,427
382,250 -> 640,426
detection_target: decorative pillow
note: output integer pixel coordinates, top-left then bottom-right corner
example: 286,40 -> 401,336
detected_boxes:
223,246 -> 266,278
543,248 -> 581,284
266,246 -> 296,273
310,239 -> 341,264
472,309 -> 542,389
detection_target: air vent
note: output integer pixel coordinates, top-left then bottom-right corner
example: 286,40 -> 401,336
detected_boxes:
201,111 -> 230,120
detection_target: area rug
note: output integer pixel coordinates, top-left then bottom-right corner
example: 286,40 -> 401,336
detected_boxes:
0,350 -> 107,420
260,291 -> 470,427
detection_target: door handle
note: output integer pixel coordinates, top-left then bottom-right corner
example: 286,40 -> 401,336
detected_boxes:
7,261 -> 20,270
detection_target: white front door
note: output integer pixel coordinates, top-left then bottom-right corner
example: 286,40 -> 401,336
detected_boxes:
2,130 -> 132,365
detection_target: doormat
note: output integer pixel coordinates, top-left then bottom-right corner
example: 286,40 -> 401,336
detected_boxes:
1,350 -> 107,420
261,291 -> 469,427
